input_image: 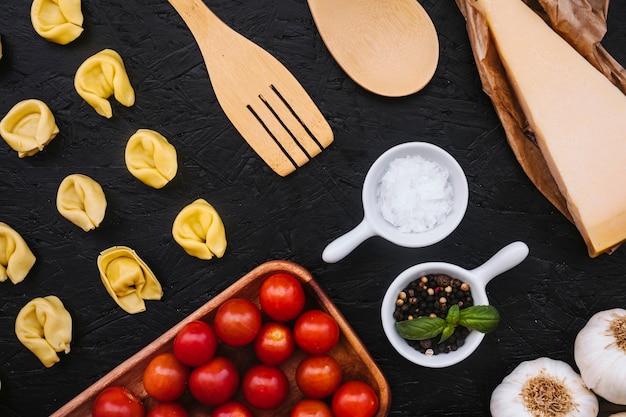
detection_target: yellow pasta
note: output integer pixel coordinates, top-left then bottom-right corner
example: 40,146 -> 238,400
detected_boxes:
125,129 -> 178,189
0,222 -> 36,284
172,199 -> 227,260
74,49 -> 135,118
0,99 -> 59,158
31,0 -> 84,45
15,295 -> 72,368
97,246 -> 163,314
56,174 -> 107,231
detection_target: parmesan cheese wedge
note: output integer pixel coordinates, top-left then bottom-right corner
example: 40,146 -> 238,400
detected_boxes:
471,0 -> 626,257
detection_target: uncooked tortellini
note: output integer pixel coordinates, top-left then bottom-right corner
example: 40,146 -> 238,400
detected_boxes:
31,0 -> 84,45
74,49 -> 135,118
172,199 -> 227,260
56,174 -> 107,231
15,295 -> 72,368
97,246 -> 163,314
0,99 -> 59,158
0,222 -> 36,284
125,129 -> 178,189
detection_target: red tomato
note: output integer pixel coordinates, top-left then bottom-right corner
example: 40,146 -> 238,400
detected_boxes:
173,320 -> 218,367
146,402 -> 188,417
254,321 -> 295,365
293,310 -> 340,354
290,399 -> 333,417
241,364 -> 289,410
189,356 -> 239,406
143,353 -> 189,402
331,381 -> 379,417
211,400 -> 254,417
295,354 -> 342,399
214,298 -> 262,347
92,386 -> 145,417
259,272 -> 306,322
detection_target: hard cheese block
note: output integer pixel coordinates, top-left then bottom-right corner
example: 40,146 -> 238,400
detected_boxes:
471,0 -> 626,257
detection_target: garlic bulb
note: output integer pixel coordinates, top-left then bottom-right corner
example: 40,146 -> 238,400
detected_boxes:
574,308 -> 626,405
490,357 -> 598,417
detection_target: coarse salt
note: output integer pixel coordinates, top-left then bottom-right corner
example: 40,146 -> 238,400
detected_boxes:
376,154 -> 453,233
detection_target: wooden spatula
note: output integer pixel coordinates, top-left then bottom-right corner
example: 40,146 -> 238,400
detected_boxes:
167,0 -> 334,176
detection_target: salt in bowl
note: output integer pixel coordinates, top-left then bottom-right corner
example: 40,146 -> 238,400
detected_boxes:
322,142 -> 469,263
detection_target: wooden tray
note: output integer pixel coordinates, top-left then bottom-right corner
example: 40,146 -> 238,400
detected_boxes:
51,260 -> 391,416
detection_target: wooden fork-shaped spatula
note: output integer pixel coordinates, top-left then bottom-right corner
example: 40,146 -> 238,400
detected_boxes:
168,0 -> 334,176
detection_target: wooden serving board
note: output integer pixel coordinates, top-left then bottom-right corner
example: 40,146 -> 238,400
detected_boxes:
50,260 -> 391,417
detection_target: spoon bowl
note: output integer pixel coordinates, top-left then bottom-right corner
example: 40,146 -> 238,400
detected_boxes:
381,241 -> 529,367
322,142 -> 468,263
307,0 -> 439,97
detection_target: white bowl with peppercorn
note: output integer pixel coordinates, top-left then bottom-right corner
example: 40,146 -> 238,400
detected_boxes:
381,241 -> 529,367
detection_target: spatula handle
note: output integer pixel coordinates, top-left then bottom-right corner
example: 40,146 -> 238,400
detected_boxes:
167,0 -> 221,48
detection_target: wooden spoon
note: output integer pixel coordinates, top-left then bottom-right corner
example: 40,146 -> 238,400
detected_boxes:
307,0 -> 439,97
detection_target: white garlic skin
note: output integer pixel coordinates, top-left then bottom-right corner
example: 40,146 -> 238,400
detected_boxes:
490,357 -> 598,417
575,308 -> 626,405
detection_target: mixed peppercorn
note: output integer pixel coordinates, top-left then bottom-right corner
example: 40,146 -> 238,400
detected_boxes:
393,273 -> 474,355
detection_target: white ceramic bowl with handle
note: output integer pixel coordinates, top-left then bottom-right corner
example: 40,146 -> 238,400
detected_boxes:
322,142 -> 469,263
381,241 -> 529,367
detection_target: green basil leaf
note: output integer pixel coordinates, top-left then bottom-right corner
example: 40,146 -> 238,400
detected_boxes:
459,305 -> 500,333
395,317 -> 446,340
446,304 -> 460,324
439,323 -> 456,344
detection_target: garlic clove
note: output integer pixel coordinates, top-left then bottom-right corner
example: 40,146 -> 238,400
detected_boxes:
575,308 -> 626,405
490,357 -> 598,417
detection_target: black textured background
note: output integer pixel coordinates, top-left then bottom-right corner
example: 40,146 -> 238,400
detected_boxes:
1,1 -> 626,416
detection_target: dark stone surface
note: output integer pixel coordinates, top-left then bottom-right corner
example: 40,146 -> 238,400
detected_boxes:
1,0 -> 626,416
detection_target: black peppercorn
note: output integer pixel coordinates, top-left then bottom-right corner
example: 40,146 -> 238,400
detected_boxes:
393,273 -> 474,355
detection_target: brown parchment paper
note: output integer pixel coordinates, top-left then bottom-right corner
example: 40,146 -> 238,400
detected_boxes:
454,0 -> 626,255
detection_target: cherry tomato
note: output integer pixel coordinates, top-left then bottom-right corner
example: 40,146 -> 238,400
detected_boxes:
259,272 -> 306,322
241,364 -> 289,410
214,298 -> 262,347
173,320 -> 218,367
189,356 -> 239,406
331,381 -> 379,417
295,354 -> 343,399
146,402 -> 188,417
290,399 -> 333,417
143,353 -> 189,402
211,400 -> 254,417
92,386 -> 145,417
293,310 -> 340,354
254,321 -> 295,365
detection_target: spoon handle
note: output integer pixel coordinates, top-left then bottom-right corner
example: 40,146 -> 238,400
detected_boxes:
322,220 -> 376,263
470,241 -> 529,285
